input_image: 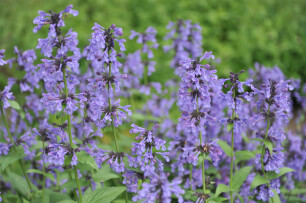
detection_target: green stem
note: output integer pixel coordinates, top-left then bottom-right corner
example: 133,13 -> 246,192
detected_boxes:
107,58 -> 128,203
202,153 -> 206,194
230,90 -> 236,203
0,104 -> 13,142
260,101 -> 274,203
197,99 -> 207,197
18,160 -> 33,196
189,164 -> 193,190
42,141 -> 46,203
63,68 -> 83,203
144,62 -> 148,86
0,103 -> 33,198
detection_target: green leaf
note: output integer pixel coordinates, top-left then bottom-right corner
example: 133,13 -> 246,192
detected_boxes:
270,190 -> 281,203
231,166 -> 252,191
227,123 -> 234,132
215,184 -> 230,197
26,169 -> 55,182
76,151 -> 98,170
61,179 -> 88,189
4,172 -> 30,197
250,175 -> 269,191
207,196 -> 228,202
235,150 -> 255,164
46,189 -> 71,202
0,145 -> 25,170
197,153 -> 204,166
217,140 -> 232,156
82,187 -> 126,203
263,140 -> 273,154
57,200 -> 77,203
131,113 -> 161,122
92,166 -> 119,183
66,66 -> 72,72
8,100 -> 21,110
265,167 -> 295,180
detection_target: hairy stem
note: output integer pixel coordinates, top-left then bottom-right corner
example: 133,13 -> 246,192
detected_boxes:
197,99 -> 207,197
42,141 -> 46,203
230,90 -> 236,203
107,60 -> 128,203
260,101 -> 274,203
63,68 -> 83,203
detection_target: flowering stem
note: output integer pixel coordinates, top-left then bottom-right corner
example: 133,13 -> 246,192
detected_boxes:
62,67 -> 83,203
189,164 -> 193,190
42,141 -> 46,203
107,60 -> 128,203
144,62 -> 148,85
0,103 -> 13,142
260,101 -> 274,203
0,103 -> 33,198
197,99 -> 207,197
230,90 -> 236,203
202,153 -> 206,194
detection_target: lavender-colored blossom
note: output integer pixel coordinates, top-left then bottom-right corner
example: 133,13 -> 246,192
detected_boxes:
0,49 -> 7,65
99,151 -> 125,173
129,124 -> 169,173
0,86 -> 15,109
33,5 -> 78,33
132,172 -> 184,203
122,170 -> 144,193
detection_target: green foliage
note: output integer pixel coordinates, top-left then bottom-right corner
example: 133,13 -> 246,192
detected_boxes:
215,184 -> 230,197
0,0 -> 305,90
217,140 -> 232,156
265,167 -> 295,180
4,172 -> 31,197
231,166 -> 252,191
271,190 -> 281,203
263,140 -> 273,154
235,150 -> 255,164
82,187 -> 126,203
26,169 -> 55,182
92,165 -> 120,183
250,175 -> 269,191
0,145 -> 25,171
76,151 -> 99,170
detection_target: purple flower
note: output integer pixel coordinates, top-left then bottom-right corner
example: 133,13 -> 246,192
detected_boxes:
99,151 -> 125,173
132,172 -> 184,203
0,85 -> 15,109
122,171 -> 144,193
0,49 -> 7,65
33,5 -> 78,33
129,124 -> 169,173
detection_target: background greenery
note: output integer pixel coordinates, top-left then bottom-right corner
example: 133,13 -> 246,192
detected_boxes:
0,0 -> 305,86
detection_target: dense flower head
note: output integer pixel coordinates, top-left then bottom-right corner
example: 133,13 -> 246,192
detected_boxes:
41,91 -> 87,114
183,139 -> 223,167
164,19 -> 203,70
0,5 -> 304,203
99,151 -> 125,173
33,5 -> 78,33
122,170 -> 144,193
87,23 -> 125,73
128,124 -> 169,173
132,172 -> 184,203
130,26 -> 159,59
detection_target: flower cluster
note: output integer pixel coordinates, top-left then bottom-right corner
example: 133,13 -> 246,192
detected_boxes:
0,5 -> 303,203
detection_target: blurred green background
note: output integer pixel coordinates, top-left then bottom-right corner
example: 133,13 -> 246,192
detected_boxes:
0,0 -> 305,86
